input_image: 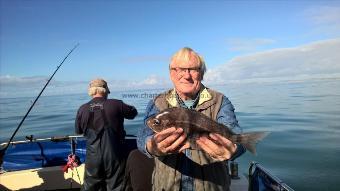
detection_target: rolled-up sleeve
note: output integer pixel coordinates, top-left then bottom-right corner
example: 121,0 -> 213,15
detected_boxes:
216,96 -> 242,134
216,96 -> 246,160
137,100 -> 159,157
121,102 -> 138,119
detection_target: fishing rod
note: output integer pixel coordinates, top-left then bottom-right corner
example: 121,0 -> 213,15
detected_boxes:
0,43 -> 80,164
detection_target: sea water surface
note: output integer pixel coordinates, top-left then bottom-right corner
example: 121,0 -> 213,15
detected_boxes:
1,79 -> 339,191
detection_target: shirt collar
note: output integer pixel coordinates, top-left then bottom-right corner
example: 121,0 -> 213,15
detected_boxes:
166,86 -> 212,108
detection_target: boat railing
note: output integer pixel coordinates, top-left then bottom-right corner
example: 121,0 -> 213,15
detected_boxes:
0,134 -> 137,147
249,161 -> 294,191
0,135 -> 85,146
0,134 -> 138,172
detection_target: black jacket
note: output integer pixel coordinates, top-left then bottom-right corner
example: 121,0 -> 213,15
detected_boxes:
75,97 -> 137,138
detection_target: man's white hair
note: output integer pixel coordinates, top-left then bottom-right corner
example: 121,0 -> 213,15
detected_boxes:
88,87 -> 108,96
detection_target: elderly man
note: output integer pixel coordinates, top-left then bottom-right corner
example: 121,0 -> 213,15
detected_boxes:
76,78 -> 138,191
137,47 -> 246,191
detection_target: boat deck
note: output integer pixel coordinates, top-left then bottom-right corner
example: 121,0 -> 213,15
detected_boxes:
231,175 -> 249,191
0,164 -> 250,191
1,136 -> 293,191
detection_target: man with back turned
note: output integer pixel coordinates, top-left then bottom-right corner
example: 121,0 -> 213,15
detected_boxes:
75,78 -> 137,191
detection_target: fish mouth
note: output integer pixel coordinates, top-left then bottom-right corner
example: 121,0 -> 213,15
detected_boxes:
146,119 -> 153,128
146,118 -> 161,133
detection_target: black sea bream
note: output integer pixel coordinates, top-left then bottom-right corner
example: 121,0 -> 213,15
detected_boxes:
147,107 -> 269,154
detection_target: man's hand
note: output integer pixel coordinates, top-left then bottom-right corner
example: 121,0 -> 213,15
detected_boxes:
146,127 -> 190,156
196,133 -> 237,161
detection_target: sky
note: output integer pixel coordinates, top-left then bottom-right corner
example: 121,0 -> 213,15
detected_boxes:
1,0 -> 340,97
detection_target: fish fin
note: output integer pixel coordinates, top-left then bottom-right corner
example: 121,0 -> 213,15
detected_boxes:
232,131 -> 270,155
242,141 -> 257,155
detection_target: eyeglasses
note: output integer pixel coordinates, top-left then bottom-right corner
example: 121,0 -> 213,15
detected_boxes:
170,67 -> 201,76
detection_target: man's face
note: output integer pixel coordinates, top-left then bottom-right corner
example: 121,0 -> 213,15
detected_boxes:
170,57 -> 202,100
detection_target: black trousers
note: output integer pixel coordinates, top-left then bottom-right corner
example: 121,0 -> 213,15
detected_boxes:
82,128 -> 126,191
122,149 -> 154,191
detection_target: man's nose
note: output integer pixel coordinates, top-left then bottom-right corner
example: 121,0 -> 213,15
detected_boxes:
182,69 -> 192,78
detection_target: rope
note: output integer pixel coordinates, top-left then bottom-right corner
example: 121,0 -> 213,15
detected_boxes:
62,154 -> 82,188
62,154 -> 80,172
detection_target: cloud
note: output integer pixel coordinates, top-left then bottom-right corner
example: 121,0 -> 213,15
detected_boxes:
2,39 -> 340,98
0,74 -> 171,98
306,6 -> 340,25
0,75 -> 88,98
226,38 -> 276,52
136,74 -> 170,86
0,75 -> 48,86
304,6 -> 340,35
204,38 -> 340,84
107,75 -> 171,90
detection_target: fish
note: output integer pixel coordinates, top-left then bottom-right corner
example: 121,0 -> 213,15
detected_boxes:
146,107 -> 269,154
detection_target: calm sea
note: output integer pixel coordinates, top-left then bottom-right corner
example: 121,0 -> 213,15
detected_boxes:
1,79 -> 339,190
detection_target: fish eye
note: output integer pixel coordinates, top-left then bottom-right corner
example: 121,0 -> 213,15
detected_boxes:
153,119 -> 160,125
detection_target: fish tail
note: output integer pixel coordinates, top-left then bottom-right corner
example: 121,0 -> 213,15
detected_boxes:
232,131 -> 270,155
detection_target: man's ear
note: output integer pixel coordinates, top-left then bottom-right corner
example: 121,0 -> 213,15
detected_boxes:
199,73 -> 204,81
170,71 -> 176,82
